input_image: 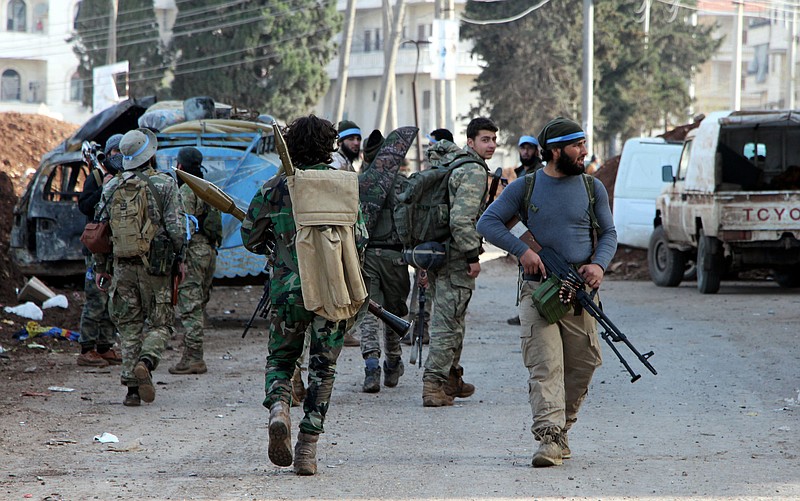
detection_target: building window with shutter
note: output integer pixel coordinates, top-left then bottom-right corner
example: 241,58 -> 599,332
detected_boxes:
1,70 -> 22,101
7,0 -> 27,32
364,30 -> 372,52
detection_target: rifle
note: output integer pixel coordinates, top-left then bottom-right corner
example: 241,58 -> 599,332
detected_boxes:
243,267 -> 271,338
506,217 -> 657,382
403,242 -> 446,367
408,272 -> 426,367
82,141 -> 106,175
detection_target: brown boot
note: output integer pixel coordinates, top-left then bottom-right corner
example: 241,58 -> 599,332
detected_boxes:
443,366 -> 475,398
290,366 -> 306,407
422,380 -> 454,407
343,331 -> 360,347
168,348 -> 207,375
293,432 -> 319,476
268,401 -> 293,467
532,427 -> 563,467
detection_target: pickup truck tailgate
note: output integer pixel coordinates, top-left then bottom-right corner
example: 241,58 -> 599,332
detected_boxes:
718,192 -> 800,237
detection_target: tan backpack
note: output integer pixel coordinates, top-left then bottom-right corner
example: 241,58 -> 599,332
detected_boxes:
107,172 -> 160,258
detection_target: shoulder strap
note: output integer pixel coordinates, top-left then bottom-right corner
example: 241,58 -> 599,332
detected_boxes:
582,174 -> 599,232
134,170 -> 165,218
520,171 -> 536,226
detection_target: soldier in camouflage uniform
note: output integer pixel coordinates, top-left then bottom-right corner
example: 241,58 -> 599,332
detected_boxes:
170,147 -> 221,375
94,128 -> 186,407
358,130 -> 410,393
76,134 -> 124,367
422,117 -> 496,407
241,115 -> 368,476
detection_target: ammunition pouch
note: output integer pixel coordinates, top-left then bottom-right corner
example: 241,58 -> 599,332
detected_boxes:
531,276 -> 570,324
147,234 -> 175,276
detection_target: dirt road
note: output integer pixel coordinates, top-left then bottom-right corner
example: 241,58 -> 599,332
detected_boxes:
1,255 -> 798,500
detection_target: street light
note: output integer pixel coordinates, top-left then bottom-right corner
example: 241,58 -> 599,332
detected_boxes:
401,39 -> 431,171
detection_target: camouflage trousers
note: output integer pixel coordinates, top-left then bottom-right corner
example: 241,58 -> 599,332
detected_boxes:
176,241 -> 216,354
264,303 -> 346,435
422,259 -> 475,383
108,260 -> 174,387
78,255 -> 116,349
519,280 -> 602,434
360,248 -> 410,360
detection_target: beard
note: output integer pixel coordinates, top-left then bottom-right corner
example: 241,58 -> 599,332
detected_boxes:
520,154 -> 540,168
340,143 -> 360,162
555,148 -> 585,176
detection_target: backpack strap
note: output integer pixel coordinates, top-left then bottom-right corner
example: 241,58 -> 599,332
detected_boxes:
520,171 -> 537,226
133,170 -> 166,218
582,174 -> 600,243
518,172 -> 598,234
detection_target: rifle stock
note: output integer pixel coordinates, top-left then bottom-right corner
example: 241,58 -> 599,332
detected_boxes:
506,217 -> 657,382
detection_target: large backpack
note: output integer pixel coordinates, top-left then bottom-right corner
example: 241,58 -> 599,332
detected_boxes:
198,204 -> 223,247
393,154 -> 475,247
107,172 -> 159,258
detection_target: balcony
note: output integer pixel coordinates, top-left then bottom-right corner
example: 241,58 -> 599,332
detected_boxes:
325,45 -> 482,79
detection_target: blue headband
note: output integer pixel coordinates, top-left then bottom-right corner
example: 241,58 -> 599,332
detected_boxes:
123,136 -> 151,161
518,135 -> 539,147
338,128 -> 361,140
546,131 -> 585,146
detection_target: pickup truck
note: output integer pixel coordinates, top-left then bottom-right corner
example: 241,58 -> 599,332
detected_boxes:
648,110 -> 800,293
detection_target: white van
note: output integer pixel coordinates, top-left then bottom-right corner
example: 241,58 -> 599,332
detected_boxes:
613,137 -> 683,248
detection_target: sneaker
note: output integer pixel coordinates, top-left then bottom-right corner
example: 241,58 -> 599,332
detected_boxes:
343,332 -> 360,347
133,361 -> 156,403
77,350 -> 109,368
98,348 -> 122,365
557,432 -> 571,459
363,366 -> 381,393
532,428 -> 563,467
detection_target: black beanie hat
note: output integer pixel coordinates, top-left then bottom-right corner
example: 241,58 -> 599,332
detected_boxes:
363,130 -> 385,165
537,117 -> 585,150
177,146 -> 203,168
337,120 -> 361,140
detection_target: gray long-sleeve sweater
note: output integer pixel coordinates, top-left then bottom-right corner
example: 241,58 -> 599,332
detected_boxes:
476,169 -> 617,270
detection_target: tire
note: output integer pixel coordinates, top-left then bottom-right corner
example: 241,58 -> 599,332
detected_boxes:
774,269 -> 800,288
683,259 -> 697,281
696,230 -> 723,294
648,226 -> 687,287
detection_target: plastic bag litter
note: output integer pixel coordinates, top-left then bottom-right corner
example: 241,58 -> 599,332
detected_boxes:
42,295 -> 68,309
93,432 -> 119,443
4,302 -> 43,321
13,321 -> 80,342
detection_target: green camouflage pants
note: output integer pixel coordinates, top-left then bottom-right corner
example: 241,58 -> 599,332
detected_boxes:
360,248 -> 410,360
176,240 -> 215,353
423,259 -> 474,383
519,280 -> 602,434
264,303 -> 346,435
109,260 -> 174,387
79,255 -> 116,349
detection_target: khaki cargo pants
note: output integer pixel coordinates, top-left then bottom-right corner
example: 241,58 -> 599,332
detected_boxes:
519,280 -> 603,434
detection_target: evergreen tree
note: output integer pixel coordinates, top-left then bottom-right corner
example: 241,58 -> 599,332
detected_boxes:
168,0 -> 341,119
70,0 -> 167,108
461,0 -> 719,147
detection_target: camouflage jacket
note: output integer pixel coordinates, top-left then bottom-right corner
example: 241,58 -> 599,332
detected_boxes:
427,141 -> 489,262
241,165 -> 369,306
94,167 -> 186,270
179,183 -> 218,248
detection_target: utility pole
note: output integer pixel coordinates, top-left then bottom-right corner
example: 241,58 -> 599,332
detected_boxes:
107,0 -> 118,64
382,0 -> 398,130
732,1 -> 744,111
434,0 -> 446,130
333,0 -> 357,123
444,0 -> 456,132
788,2 -> 798,109
375,0 -> 406,132
581,0 -> 594,156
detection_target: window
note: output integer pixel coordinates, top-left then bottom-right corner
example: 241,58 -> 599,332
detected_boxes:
374,28 -> 382,51
69,72 -> 83,102
43,163 -> 87,202
363,30 -> 372,53
747,44 -> 769,83
677,140 -> 692,180
33,3 -> 47,33
417,23 -> 431,41
73,0 -> 81,30
422,90 -> 431,109
1,70 -> 22,101
7,0 -> 27,32
743,142 -> 766,163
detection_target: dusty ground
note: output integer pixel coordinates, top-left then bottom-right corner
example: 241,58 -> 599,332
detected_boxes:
1,253 -> 798,500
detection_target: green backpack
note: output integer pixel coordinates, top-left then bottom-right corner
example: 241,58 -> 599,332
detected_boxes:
198,205 -> 223,247
393,154 -> 475,247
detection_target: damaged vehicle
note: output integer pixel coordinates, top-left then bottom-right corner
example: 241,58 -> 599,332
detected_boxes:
11,97 -> 280,280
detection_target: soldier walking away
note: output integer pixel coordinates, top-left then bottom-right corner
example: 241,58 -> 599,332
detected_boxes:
169,147 -> 221,375
76,134 -> 124,367
476,117 -> 617,467
241,115 -> 368,476
421,117 -> 496,407
330,120 -> 362,173
93,128 -> 187,407
358,130 -> 411,393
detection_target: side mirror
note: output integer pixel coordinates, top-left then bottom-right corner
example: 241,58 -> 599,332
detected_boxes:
661,164 -> 675,183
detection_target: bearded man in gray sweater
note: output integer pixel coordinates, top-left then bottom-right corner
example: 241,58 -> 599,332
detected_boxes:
476,117 -> 617,468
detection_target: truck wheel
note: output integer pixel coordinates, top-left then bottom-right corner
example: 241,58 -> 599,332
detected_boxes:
774,270 -> 800,288
648,226 -> 686,287
697,230 -> 722,294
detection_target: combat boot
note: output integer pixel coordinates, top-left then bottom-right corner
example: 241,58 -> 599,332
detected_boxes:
293,432 -> 319,476
168,348 -> 207,375
268,401 -> 293,467
532,427 -> 563,467
363,366 -> 381,393
133,359 -> 156,403
383,357 -> 404,388
291,366 -> 306,407
443,366 -> 475,398
422,380 -> 454,407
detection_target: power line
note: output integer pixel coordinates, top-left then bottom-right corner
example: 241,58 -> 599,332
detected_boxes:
460,0 -> 552,25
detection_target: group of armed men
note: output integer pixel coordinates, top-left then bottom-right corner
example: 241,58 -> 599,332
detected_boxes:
76,113 -> 617,475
